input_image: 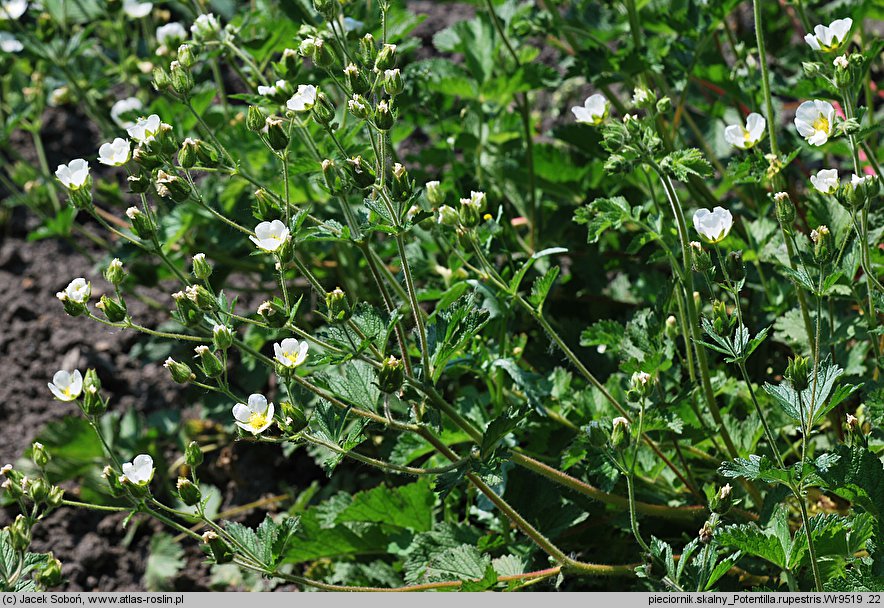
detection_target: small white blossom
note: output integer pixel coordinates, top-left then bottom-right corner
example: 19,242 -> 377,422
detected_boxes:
724,112 -> 766,149
122,0 -> 152,19
232,394 -> 275,435
794,100 -> 835,146
833,55 -> 849,69
0,464 -> 11,476
692,206 -> 733,243
0,0 -> 27,20
287,84 -> 317,113
804,18 -> 852,52
110,97 -> 143,128
348,95 -> 367,114
126,114 -> 162,144
852,174 -> 873,189
156,21 -> 187,47
48,369 -> 83,401
98,138 -> 131,167
57,278 -> 91,304
632,87 -> 649,105
0,31 -> 22,53
810,168 -> 839,194
632,371 -> 651,386
125,207 -> 141,220
121,454 -> 154,486
274,338 -> 309,368
572,94 -> 608,125
191,13 -> 220,40
250,220 -> 290,252
55,159 -> 90,189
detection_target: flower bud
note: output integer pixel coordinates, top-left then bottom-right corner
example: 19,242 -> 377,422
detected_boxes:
801,61 -> 822,78
155,169 -> 191,203
374,99 -> 394,130
104,258 -> 126,287
9,515 -> 30,551
347,94 -> 370,120
377,355 -> 405,393
153,66 -> 171,91
631,87 -> 656,109
194,345 -> 225,378
2,477 -> 23,500
699,521 -> 713,545
280,402 -> 308,433
833,54 -> 852,88
374,43 -> 397,71
320,159 -> 343,194
178,138 -> 199,168
665,315 -> 678,339
176,477 -> 202,506
358,34 -> 376,65
810,225 -> 832,263
191,253 -> 213,280
391,163 -> 414,203
626,371 -> 652,402
34,554 -> 63,588
346,155 -> 376,189
164,358 -> 195,384
68,186 -> 93,210
185,441 -> 204,468
264,116 -> 289,151
610,417 -> 630,451
280,48 -> 299,76
709,483 -> 733,515
177,43 -> 196,69
132,145 -> 163,170
655,96 -> 671,114
82,369 -> 106,416
325,287 -> 351,324
46,485 -> 64,509
96,294 -> 128,323
312,38 -> 336,68
172,290 -> 202,327
170,60 -> 194,95
312,91 -> 336,126
247,105 -> 266,132
257,300 -> 288,328
772,191 -> 795,227
425,181 -> 444,206
343,63 -> 370,95
689,241 -> 711,273
213,324 -> 234,350
436,204 -> 460,227
312,0 -> 338,20
32,442 -> 49,468
185,284 -> 217,311
253,188 -> 279,219
127,174 -> 151,194
726,250 -> 745,282
204,531 -> 233,564
383,68 -> 404,96
785,355 -> 811,392
28,477 -> 50,504
102,466 -> 126,498
711,300 -> 734,337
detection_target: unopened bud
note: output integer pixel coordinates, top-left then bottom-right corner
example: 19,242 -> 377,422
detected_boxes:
709,483 -> 733,514
247,105 -> 266,132
610,417 -> 630,450
325,287 -> 351,324
176,477 -> 202,506
104,258 -> 126,286
264,116 -> 289,151
32,442 -> 49,468
191,253 -> 213,280
212,324 -> 234,350
377,355 -> 405,393
185,441 -> 204,468
164,358 -> 195,384
96,294 -> 128,323
194,345 -> 225,378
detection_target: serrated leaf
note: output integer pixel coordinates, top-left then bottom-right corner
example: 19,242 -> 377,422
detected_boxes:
528,266 -> 560,310
573,196 -> 635,243
335,479 -> 436,532
425,544 -> 490,582
661,148 -> 713,180
719,454 -> 792,486
144,534 -> 184,591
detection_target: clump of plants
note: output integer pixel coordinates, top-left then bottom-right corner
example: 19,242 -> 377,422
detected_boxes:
0,0 -> 881,593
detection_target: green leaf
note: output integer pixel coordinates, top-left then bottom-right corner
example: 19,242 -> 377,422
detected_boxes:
817,445 -> 884,528
334,479 -> 436,532
144,534 -> 184,591
309,400 -> 368,474
528,266 -> 560,310
762,356 -> 845,425
427,292 -> 490,382
715,524 -> 787,570
424,544 -> 491,582
573,196 -> 635,243
719,454 -> 792,486
660,148 -> 713,181
323,359 -> 380,412
508,247 -> 567,294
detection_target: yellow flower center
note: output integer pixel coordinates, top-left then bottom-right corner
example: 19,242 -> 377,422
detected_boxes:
284,351 -> 301,365
812,115 -> 830,134
248,411 -> 269,430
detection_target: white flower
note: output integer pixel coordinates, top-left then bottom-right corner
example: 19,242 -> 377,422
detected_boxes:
57,277 -> 90,304
692,206 -> 733,243
191,13 -> 220,40
724,112 -> 766,149
794,100 -> 835,146
156,22 -> 187,46
47,369 -> 83,401
287,84 -> 317,113
55,159 -> 90,189
852,174 -> 873,189
126,207 -> 141,220
0,32 -> 22,53
250,220 -> 290,252
126,114 -> 161,144
632,371 -> 651,386
122,0 -> 152,19
274,338 -> 309,368
833,55 -> 848,69
632,87 -> 649,105
810,168 -> 838,194
0,0 -> 27,20
804,18 -> 852,52
110,97 -> 143,128
121,454 -> 154,486
0,464 -> 11,476
98,138 -> 131,166
232,394 -> 275,435
571,94 -> 608,125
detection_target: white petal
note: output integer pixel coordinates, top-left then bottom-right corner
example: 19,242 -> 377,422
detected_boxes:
248,393 -> 268,413
804,33 -> 820,50
232,403 -> 252,422
724,125 -> 745,148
